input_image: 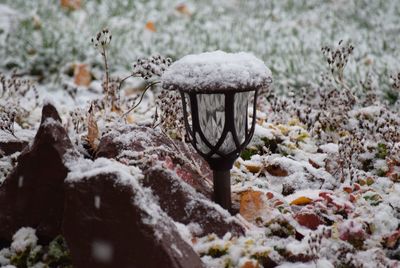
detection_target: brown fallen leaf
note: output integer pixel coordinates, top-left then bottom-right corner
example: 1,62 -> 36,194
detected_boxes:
240,190 -> 265,222
244,161 -> 262,173
60,0 -> 81,10
308,158 -> 320,169
74,63 -> 92,87
85,103 -> 99,152
266,164 -> 288,177
176,3 -> 192,16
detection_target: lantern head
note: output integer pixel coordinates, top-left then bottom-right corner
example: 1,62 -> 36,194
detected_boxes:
162,51 -> 272,171
161,51 -> 272,211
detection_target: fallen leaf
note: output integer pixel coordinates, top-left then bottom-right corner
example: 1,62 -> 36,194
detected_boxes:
145,21 -> 156,32
244,161 -> 261,173
295,211 -> 325,230
266,164 -> 288,177
266,192 -> 274,199
240,190 -> 265,222
241,260 -> 259,268
74,63 -> 92,87
290,196 -> 313,206
383,230 -> 400,249
343,186 -> 353,194
308,159 -> 320,169
85,103 -> 99,152
126,114 -> 135,124
60,0 -> 81,10
176,3 -> 192,16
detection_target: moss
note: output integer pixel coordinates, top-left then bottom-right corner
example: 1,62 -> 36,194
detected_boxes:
205,246 -> 228,258
296,132 -> 309,142
10,248 -> 30,268
376,143 -> 388,159
45,235 -> 72,267
9,235 -> 72,268
241,147 -> 259,160
363,193 -> 382,206
265,218 -> 295,238
251,251 -> 277,267
261,137 -> 282,154
27,246 -> 44,267
224,258 -> 234,268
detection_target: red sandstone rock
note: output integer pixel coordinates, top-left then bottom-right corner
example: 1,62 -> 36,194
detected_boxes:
0,103 -> 75,243
63,159 -> 204,268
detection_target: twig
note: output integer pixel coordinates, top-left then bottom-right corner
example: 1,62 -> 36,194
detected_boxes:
121,81 -> 160,118
102,46 -> 110,98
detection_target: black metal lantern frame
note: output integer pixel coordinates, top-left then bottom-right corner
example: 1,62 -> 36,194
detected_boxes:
180,89 -> 258,170
179,89 -> 258,210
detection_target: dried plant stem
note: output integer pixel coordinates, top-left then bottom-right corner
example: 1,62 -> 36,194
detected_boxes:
102,46 -> 110,99
121,81 -> 160,118
118,74 -> 135,92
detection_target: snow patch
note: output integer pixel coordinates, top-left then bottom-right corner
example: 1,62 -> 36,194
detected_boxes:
162,51 -> 272,92
11,227 -> 38,253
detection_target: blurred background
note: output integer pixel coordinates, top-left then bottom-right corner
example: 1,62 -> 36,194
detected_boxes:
1,0 -> 400,101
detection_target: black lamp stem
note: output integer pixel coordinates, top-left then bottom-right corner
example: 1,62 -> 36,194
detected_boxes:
212,170 -> 231,211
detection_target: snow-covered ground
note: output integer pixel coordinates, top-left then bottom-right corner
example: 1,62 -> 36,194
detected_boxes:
1,0 -> 400,267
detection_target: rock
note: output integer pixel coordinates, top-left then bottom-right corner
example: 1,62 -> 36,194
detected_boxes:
63,158 -> 204,268
96,125 -> 212,198
281,183 -> 295,196
0,103 -> 74,244
143,167 -> 244,237
0,129 -> 32,156
0,139 -> 28,156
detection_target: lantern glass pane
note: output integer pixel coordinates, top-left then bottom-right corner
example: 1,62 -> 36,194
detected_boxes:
196,93 -> 225,154
184,93 -> 193,132
234,91 -> 250,144
194,92 -> 252,157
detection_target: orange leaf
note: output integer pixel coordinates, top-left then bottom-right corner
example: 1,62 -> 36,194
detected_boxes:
60,0 -> 81,10
290,196 -> 313,206
241,260 -> 260,268
145,21 -> 156,32
343,186 -> 353,194
240,190 -> 264,222
74,63 -> 92,87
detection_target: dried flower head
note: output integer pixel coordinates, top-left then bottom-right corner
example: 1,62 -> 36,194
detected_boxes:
132,54 -> 172,80
322,40 -> 354,82
390,72 -> 400,92
91,28 -> 112,53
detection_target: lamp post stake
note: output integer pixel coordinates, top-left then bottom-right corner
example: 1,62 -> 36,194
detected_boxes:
213,170 -> 231,210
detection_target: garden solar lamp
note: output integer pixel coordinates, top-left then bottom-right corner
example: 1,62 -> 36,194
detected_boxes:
162,51 -> 272,211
